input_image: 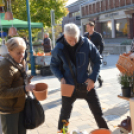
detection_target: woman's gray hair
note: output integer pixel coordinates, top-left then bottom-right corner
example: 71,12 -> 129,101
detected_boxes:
5,37 -> 26,51
64,23 -> 80,42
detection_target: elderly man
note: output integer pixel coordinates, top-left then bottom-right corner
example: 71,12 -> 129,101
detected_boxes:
50,23 -> 108,133
42,32 -> 51,53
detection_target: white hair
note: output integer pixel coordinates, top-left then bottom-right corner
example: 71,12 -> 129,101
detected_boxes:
64,23 -> 80,42
5,37 -> 26,51
44,32 -> 49,37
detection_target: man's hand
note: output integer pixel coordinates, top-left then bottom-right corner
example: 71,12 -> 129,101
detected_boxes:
85,78 -> 94,92
61,78 -> 66,84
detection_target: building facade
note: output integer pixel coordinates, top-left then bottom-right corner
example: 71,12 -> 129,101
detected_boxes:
62,0 -> 89,31
81,0 -> 134,39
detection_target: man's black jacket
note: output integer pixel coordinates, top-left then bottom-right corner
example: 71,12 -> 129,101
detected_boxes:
84,31 -> 104,55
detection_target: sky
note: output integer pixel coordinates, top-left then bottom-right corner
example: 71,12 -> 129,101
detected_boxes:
67,0 -> 78,6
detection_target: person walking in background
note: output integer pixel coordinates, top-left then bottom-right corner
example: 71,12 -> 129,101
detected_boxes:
0,37 -> 35,134
50,23 -> 108,133
84,20 -> 104,87
42,32 -> 51,53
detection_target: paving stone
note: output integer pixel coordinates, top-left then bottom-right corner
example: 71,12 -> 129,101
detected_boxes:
25,55 -> 131,133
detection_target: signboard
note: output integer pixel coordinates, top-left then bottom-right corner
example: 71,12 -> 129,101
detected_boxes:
105,12 -> 119,18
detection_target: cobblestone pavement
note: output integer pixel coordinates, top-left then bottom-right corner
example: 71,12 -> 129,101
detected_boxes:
0,55 -> 131,134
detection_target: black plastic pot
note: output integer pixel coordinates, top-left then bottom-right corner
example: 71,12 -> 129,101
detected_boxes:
121,87 -> 131,97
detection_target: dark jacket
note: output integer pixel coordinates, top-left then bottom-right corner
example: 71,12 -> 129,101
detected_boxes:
0,58 -> 25,114
43,38 -> 51,52
50,35 -> 102,85
84,31 -> 104,54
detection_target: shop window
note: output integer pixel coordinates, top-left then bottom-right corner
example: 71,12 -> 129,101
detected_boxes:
115,19 -> 128,38
101,21 -> 112,38
83,25 -> 87,33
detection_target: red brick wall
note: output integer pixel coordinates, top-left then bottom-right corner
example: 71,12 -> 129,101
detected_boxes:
126,0 -> 131,5
132,13 -> 134,37
93,4 -> 96,13
96,2 -> 100,12
127,18 -> 133,39
109,0 -> 114,9
89,5 -> 92,14
101,1 -> 105,11
82,7 -> 84,16
115,0 -> 120,7
120,0 -> 126,6
86,5 -> 88,15
106,0 -> 109,10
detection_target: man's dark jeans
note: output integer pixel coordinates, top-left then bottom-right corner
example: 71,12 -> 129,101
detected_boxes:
58,88 -> 108,130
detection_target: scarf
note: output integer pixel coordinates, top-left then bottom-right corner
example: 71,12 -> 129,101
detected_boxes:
5,54 -> 27,83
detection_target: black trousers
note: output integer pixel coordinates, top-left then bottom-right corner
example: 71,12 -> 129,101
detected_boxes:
58,88 -> 108,130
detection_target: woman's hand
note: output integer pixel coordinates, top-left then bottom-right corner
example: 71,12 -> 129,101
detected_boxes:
27,76 -> 34,84
25,84 -> 35,92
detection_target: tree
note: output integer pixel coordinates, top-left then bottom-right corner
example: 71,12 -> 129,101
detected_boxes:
6,0 -> 68,27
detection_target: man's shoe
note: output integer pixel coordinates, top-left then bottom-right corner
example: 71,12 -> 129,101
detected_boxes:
62,120 -> 69,133
118,116 -> 132,133
57,129 -> 63,133
98,79 -> 103,87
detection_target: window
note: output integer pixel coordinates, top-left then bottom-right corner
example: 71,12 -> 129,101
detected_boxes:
69,13 -> 72,18
101,21 -> 112,38
72,11 -> 80,17
115,19 -> 128,37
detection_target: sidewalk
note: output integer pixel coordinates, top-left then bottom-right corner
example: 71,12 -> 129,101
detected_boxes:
0,55 -> 130,134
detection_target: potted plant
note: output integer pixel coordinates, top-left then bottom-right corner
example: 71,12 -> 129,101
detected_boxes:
118,73 -> 133,97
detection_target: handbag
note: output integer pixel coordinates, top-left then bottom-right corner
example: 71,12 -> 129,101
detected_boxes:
24,94 -> 45,129
64,51 -> 88,98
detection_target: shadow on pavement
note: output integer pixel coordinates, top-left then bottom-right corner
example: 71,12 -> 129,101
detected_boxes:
42,99 -> 61,110
48,88 -> 60,95
104,101 -> 129,117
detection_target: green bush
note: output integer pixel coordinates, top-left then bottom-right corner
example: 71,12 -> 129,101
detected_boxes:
27,63 -> 41,70
118,73 -> 133,87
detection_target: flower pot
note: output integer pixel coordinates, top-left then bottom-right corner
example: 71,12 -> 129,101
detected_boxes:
5,11 -> 13,20
33,83 -> 48,101
61,84 -> 75,97
90,129 -> 112,134
121,87 -> 131,97
8,27 -> 18,36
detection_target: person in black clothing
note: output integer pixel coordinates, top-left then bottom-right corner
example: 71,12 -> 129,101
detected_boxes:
84,20 -> 104,87
42,33 -> 51,53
